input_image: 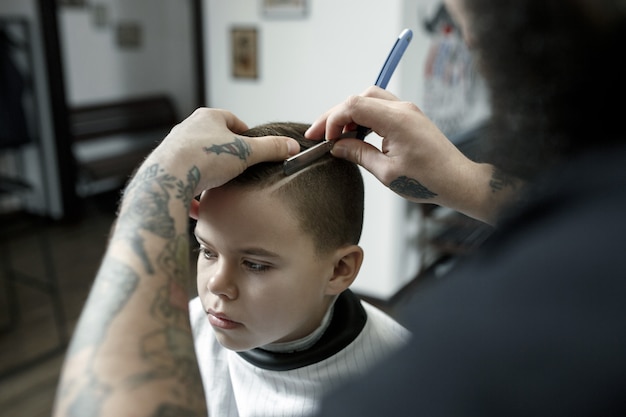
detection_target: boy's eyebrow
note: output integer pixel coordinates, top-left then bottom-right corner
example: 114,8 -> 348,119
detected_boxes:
193,232 -> 281,259
193,231 -> 205,244
240,247 -> 281,259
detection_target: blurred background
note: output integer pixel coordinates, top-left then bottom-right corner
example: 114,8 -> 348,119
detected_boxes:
0,1 -> 491,415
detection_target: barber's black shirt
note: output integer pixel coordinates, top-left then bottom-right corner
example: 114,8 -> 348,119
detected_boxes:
317,144 -> 626,417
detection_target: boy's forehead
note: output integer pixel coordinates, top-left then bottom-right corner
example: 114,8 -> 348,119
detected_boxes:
201,169 -> 301,204
195,185 -> 324,254
197,175 -> 315,235
199,184 -> 293,220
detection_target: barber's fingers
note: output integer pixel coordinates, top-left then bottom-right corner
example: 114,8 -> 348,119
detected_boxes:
360,85 -> 401,101
185,133 -> 299,196
306,87 -> 403,139
331,138 -> 381,167
196,107 -> 250,134
164,108 -> 300,195
185,109 -> 299,162
175,108 -> 300,164
306,95 -> 371,140
331,138 -> 396,185
244,135 -> 300,166
326,95 -> 420,140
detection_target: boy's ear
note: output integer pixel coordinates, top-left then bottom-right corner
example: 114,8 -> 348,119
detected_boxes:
325,245 -> 364,295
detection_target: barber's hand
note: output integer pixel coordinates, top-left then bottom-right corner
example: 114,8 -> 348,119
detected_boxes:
307,87 -> 451,200
153,108 -> 300,195
306,87 -> 500,224
307,87 -> 472,205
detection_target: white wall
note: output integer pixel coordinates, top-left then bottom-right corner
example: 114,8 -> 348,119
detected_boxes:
206,0 -> 422,125
204,0 -> 442,299
58,0 -> 195,118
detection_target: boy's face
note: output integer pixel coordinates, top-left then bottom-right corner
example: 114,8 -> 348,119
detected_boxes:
194,186 -> 338,352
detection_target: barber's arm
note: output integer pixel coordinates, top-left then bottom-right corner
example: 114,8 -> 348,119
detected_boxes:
307,87 -> 521,225
52,108 -> 299,417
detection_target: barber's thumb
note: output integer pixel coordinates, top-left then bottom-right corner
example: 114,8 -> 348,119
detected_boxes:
284,138 -> 301,155
272,136 -> 300,156
249,136 -> 300,163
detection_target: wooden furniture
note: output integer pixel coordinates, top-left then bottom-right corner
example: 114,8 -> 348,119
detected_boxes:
70,94 -> 178,196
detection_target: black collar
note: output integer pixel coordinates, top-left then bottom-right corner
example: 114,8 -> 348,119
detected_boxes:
237,290 -> 367,371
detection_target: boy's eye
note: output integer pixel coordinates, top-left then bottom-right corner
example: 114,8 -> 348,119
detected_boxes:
243,260 -> 271,273
198,246 -> 217,260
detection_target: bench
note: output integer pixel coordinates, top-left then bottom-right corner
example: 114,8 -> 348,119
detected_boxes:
70,95 -> 178,197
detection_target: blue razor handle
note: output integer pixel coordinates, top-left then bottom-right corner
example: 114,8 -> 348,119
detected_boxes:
283,28 -> 413,175
355,28 -> 413,139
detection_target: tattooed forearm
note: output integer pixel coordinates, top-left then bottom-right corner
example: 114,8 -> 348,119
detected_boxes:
203,136 -> 251,161
178,167 -> 201,212
128,232 -> 204,405
62,259 -> 138,417
128,326 -> 200,388
116,164 -> 199,274
67,375 -> 110,417
153,235 -> 192,325
68,259 -> 139,355
390,176 -> 438,199
55,161 -> 207,416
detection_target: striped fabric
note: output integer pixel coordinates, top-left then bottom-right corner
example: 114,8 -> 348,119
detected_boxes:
189,297 -> 410,417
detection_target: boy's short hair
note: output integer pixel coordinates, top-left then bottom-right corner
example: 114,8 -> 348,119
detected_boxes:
226,122 -> 364,255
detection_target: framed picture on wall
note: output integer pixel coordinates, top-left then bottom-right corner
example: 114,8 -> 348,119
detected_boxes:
261,0 -> 308,18
231,27 -> 258,79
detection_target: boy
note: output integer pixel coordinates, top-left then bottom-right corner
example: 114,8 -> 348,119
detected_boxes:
188,122 -> 410,416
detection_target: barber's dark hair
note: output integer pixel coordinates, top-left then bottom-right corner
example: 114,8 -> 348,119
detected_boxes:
226,122 -> 364,255
463,0 -> 626,180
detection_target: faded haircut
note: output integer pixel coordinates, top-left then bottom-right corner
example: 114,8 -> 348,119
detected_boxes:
225,122 -> 364,255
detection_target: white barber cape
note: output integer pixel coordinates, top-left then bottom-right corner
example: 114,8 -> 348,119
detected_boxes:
189,289 -> 410,417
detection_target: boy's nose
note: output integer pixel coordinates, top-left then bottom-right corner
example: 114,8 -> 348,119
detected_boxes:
208,259 -> 238,300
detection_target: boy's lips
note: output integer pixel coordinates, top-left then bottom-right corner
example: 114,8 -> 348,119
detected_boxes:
207,309 -> 242,330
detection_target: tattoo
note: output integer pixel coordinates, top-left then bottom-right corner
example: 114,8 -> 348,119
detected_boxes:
68,375 -> 110,417
152,234 -> 192,326
179,167 -> 201,212
126,233 -> 204,404
203,136 -> 250,161
61,164 -> 206,416
65,259 -> 138,416
490,167 -> 518,193
390,176 -> 437,199
117,164 -> 198,273
68,259 -> 139,355
121,165 -> 203,404
128,327 -> 200,390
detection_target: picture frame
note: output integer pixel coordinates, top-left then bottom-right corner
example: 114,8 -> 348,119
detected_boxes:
116,21 -> 142,48
231,27 -> 258,79
261,0 -> 308,19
